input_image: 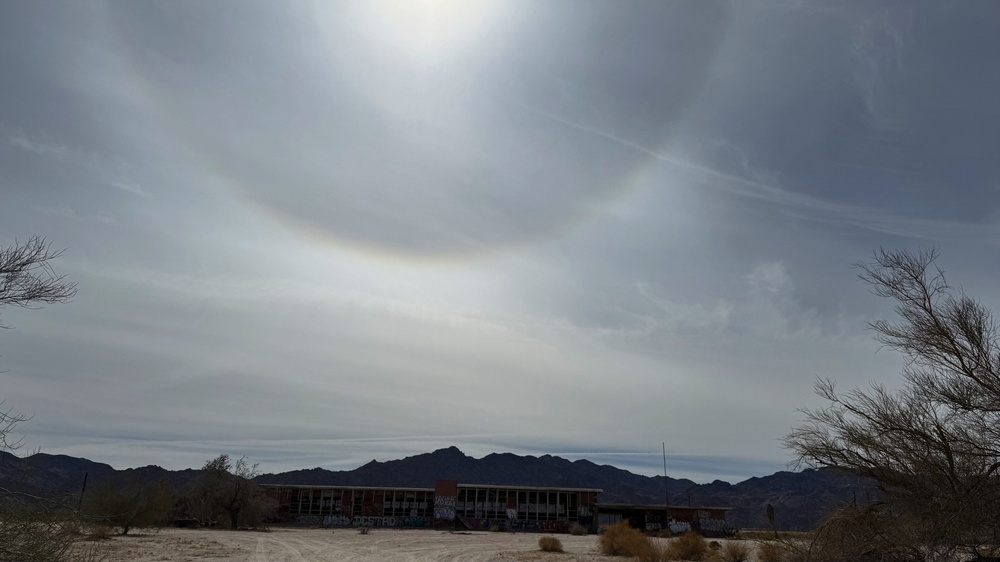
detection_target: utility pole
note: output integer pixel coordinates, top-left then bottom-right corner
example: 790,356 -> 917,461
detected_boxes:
662,443 -> 669,528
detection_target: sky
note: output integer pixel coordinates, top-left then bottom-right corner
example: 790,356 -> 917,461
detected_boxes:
1,0 -> 998,484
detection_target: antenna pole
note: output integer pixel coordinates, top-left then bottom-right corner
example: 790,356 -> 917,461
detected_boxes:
662,442 -> 669,526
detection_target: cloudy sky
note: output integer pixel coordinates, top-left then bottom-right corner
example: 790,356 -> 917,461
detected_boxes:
1,1 -> 998,483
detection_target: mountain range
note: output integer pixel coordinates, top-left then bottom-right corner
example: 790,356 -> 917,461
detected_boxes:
0,446 -> 875,530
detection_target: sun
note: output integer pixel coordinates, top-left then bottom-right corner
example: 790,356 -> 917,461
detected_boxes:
362,0 -> 501,64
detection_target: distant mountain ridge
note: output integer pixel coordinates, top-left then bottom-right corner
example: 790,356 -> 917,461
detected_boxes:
257,446 -> 874,530
0,446 -> 874,530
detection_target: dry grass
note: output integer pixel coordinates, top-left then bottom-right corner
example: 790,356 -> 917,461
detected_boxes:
739,530 -> 809,540
570,523 -> 588,536
87,526 -> 114,541
599,521 -> 649,557
598,521 -> 668,562
719,540 -> 752,562
665,531 -> 709,561
756,541 -> 787,562
538,536 -> 563,552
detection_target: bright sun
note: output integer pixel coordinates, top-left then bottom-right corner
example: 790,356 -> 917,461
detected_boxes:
363,0 -> 501,64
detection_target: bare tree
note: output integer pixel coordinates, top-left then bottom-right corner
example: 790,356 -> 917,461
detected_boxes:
786,249 -> 1000,560
193,454 -> 268,530
0,237 -> 86,562
1,236 -> 77,322
0,236 -> 76,449
83,474 -> 173,535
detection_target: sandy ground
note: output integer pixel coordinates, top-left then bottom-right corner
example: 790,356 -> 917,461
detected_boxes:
72,527 -> 626,562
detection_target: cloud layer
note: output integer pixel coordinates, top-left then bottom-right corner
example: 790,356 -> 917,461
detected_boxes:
1,0 -> 998,482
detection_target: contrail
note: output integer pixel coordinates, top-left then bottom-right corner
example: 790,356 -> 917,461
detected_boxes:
508,99 -> 998,244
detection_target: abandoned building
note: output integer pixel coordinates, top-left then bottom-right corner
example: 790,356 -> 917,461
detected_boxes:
596,503 -> 731,535
261,479 -> 731,535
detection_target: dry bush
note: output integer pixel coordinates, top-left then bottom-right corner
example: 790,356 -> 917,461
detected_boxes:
657,528 -> 671,538
0,498 -> 103,562
599,521 -> 666,561
719,540 -> 752,562
570,523 -> 588,535
83,475 -> 172,535
358,526 -> 370,535
539,536 -> 564,552
87,525 -> 114,541
489,524 -> 500,532
600,521 -> 650,556
786,506 -> 924,562
756,541 -> 787,562
665,531 -> 709,561
642,541 -> 669,562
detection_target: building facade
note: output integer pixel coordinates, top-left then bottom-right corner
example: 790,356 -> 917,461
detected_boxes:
262,479 -> 730,535
262,479 -> 600,532
597,503 -> 732,536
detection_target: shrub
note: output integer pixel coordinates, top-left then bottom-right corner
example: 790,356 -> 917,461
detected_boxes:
539,536 -> 563,552
83,475 -> 173,535
570,523 -> 588,535
657,528 -> 671,538
665,531 -> 709,561
358,526 -> 370,535
709,540 -> 721,550
719,540 -> 751,562
756,541 -> 786,562
599,521 -> 667,561
489,524 -> 500,532
798,506 -> 925,562
0,496 -> 100,562
88,525 -> 114,541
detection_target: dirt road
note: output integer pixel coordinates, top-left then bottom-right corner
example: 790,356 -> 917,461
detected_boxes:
76,527 -> 612,562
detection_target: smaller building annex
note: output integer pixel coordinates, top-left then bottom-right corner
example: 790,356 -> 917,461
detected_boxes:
597,503 -> 732,536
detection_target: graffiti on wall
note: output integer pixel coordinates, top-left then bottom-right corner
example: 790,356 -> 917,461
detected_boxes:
669,520 -> 692,534
696,511 -> 727,533
434,496 -> 456,521
295,515 -> 434,528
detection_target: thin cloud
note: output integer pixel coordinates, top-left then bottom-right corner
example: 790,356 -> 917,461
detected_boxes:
513,101 -> 996,243
110,181 -> 150,198
32,205 -> 117,226
9,131 -> 75,161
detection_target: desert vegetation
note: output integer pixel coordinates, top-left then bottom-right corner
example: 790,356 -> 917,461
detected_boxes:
718,540 -> 752,562
664,531 -> 709,561
538,535 -> 564,552
595,521 -> 660,562
82,474 -> 172,535
0,237 -> 91,562
0,234 -> 270,555
186,454 -> 270,530
787,249 -> 1000,560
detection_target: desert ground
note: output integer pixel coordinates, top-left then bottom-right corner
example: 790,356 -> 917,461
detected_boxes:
72,527 -> 629,561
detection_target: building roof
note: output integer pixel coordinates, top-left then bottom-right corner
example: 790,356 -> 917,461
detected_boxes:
596,503 -> 732,512
457,483 -> 602,493
259,483 -> 602,493
260,484 -> 435,493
